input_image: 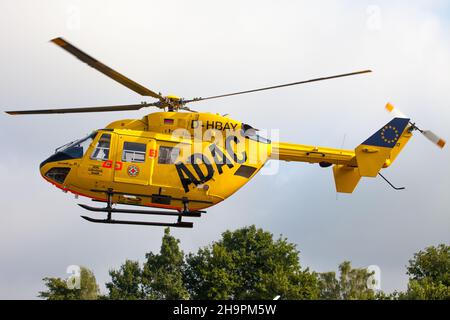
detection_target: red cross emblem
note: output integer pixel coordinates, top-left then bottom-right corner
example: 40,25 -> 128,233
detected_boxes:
127,165 -> 140,177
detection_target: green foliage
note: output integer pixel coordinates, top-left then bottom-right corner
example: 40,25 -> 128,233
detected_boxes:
38,227 -> 449,301
105,228 -> 189,300
399,244 -> 450,300
184,225 -> 319,299
39,267 -> 99,300
398,278 -> 450,300
317,261 -> 375,300
317,271 -> 340,299
105,260 -> 145,300
142,228 -> 189,299
406,244 -> 449,285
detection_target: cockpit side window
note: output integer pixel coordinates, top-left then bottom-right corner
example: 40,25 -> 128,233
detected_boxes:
90,133 -> 111,160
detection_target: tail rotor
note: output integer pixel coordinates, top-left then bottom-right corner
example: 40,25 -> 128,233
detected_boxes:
385,103 -> 446,149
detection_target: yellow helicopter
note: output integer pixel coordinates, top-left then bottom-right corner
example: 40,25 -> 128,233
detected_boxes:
6,37 -> 446,228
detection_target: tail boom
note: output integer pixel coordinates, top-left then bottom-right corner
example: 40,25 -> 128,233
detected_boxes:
270,142 -> 355,166
271,117 -> 413,193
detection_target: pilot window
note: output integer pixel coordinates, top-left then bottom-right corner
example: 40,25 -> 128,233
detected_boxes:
158,146 -> 180,164
57,131 -> 96,159
91,133 -> 111,160
122,142 -> 146,163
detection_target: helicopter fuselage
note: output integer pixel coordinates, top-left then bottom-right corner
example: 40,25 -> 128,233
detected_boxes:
40,112 -> 272,211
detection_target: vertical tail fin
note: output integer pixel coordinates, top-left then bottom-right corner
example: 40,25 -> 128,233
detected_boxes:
355,117 -> 411,177
333,118 -> 412,193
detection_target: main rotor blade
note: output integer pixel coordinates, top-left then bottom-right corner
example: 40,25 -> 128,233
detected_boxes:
184,70 -> 372,103
51,37 -> 164,100
5,103 -> 159,115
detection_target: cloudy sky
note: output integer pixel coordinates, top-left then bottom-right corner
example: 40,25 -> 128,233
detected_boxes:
1,0 -> 449,299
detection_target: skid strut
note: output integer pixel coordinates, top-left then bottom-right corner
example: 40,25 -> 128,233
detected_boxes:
79,189 -> 205,228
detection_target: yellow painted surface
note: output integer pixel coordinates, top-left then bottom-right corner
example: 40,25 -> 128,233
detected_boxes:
333,165 -> 361,193
355,145 -> 391,177
271,142 -> 355,165
40,112 -> 269,210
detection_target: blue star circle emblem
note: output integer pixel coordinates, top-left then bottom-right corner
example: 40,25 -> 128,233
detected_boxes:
380,125 -> 400,144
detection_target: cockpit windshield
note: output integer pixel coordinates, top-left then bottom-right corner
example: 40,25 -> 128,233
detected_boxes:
57,131 -> 97,158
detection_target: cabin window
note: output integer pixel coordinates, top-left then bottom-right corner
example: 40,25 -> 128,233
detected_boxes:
158,146 -> 180,164
122,142 -> 146,163
90,133 -> 111,160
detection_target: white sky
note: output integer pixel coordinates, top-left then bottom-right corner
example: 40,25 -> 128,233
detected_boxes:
0,0 -> 449,298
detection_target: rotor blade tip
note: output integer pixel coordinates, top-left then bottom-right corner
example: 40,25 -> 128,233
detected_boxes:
50,37 -> 66,46
385,103 -> 394,112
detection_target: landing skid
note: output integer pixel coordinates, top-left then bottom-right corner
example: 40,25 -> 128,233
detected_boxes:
81,215 -> 194,228
78,189 -> 205,228
79,204 -> 203,217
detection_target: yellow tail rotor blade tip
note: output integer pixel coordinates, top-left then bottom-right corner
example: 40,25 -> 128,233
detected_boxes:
385,103 -> 395,113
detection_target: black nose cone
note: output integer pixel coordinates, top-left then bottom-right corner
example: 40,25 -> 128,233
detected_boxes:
40,152 -> 73,168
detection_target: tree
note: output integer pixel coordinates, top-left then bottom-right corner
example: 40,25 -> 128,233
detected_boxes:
103,228 -> 189,300
39,267 -> 99,300
317,271 -> 340,299
317,261 -> 375,300
142,228 -> 189,299
398,244 -> 450,300
406,243 -> 449,285
40,228 -> 448,300
184,225 -> 319,299
105,260 -> 145,300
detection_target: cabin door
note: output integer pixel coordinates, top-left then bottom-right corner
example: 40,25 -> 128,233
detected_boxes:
113,135 -> 156,186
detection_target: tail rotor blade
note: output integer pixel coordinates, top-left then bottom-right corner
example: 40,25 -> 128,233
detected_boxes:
422,130 -> 446,149
385,102 -> 407,118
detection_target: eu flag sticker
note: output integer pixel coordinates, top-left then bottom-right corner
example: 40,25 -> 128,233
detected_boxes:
381,125 -> 400,144
363,118 -> 410,148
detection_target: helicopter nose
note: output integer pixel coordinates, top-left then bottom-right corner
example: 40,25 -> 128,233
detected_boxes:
40,164 -> 71,185
40,153 -> 71,185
